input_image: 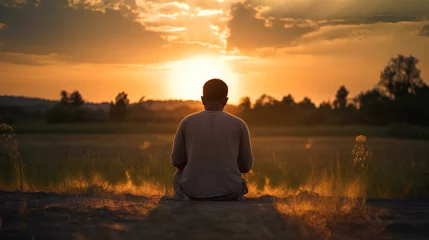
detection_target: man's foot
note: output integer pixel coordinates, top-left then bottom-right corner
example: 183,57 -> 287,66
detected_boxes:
237,195 -> 246,201
174,192 -> 190,201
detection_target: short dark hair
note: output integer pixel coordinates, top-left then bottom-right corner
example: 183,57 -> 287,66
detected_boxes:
203,79 -> 228,102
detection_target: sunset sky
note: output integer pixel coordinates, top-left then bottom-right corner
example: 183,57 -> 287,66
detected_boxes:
1,0 -> 429,104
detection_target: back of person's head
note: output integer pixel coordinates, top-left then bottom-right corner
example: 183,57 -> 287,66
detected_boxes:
203,79 -> 228,103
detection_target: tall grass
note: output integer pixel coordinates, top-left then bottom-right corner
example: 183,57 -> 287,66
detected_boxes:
0,123 -> 24,191
244,136 -> 371,198
0,133 -> 428,198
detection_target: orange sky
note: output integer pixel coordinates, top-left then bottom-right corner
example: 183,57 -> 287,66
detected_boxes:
1,0 -> 429,105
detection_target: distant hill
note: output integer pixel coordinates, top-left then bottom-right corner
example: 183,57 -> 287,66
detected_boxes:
0,95 -> 57,107
0,95 -> 57,112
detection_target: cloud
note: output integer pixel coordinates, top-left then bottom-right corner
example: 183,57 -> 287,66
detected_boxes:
299,21 -> 427,44
420,24 -> 429,37
0,52 -> 65,65
248,0 -> 429,22
226,0 -> 429,54
0,0 -> 228,64
197,8 -> 224,17
141,1 -> 190,16
3,0 -> 428,64
227,4 -> 317,52
0,0 -> 171,64
280,21 -> 429,57
138,1 -> 230,41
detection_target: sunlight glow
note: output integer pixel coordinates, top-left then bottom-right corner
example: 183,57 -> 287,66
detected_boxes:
167,56 -> 239,102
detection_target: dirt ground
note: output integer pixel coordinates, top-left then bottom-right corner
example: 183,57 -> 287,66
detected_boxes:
0,191 -> 428,240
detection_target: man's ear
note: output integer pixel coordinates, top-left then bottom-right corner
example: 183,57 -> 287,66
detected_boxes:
223,97 -> 229,106
201,96 -> 205,105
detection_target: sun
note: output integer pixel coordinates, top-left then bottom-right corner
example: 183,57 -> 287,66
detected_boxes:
168,56 -> 238,102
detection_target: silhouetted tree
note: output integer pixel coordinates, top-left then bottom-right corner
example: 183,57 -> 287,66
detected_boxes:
110,92 -> 130,121
334,86 -> 349,109
400,84 -> 429,125
379,55 -> 424,100
239,97 -> 252,111
60,90 -> 69,105
356,89 -> 392,125
281,94 -> 296,108
70,91 -> 84,107
138,96 -> 146,104
47,90 -> 85,123
377,55 -> 426,123
314,101 -> 333,124
254,94 -> 278,109
413,85 -> 429,125
297,97 -> 315,110
319,101 -> 332,110
294,97 -> 316,125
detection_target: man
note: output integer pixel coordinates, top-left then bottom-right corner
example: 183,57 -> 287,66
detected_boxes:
171,79 -> 254,201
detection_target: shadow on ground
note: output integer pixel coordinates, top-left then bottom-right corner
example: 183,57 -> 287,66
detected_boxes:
0,191 -> 428,240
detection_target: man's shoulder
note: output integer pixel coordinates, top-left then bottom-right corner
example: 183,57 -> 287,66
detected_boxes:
223,112 -> 244,121
223,112 -> 248,126
180,111 -> 205,123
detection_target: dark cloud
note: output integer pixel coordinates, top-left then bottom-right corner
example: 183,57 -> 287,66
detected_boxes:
0,0 -> 167,64
227,4 -> 317,52
227,0 -> 429,53
420,24 -> 429,37
249,0 -> 429,22
326,16 -> 421,27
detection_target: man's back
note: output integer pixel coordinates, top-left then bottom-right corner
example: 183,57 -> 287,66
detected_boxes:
172,110 -> 253,198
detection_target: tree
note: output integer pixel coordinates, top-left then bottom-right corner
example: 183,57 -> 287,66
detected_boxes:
115,92 -> 130,107
70,91 -> 85,107
356,89 -> 392,124
59,90 -> 84,107
138,96 -> 146,104
401,84 -> 429,125
47,90 -> 85,123
281,94 -> 295,108
60,90 -> 69,105
379,55 -> 424,100
334,85 -> 349,109
110,92 -> 130,121
254,94 -> 278,109
297,97 -> 315,110
238,97 -> 252,111
319,101 -> 332,110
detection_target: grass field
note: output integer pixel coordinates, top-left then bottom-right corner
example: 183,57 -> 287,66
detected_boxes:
1,132 -> 428,199
2,130 -> 429,239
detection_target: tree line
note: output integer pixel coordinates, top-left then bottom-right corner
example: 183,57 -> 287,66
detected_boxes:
45,90 -> 205,123
238,54 -> 429,126
2,54 -> 429,126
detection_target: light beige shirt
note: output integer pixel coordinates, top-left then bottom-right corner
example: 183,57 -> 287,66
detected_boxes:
172,110 -> 254,198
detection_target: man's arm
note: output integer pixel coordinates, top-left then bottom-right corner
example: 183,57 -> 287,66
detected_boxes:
172,121 -> 187,170
238,122 -> 254,173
